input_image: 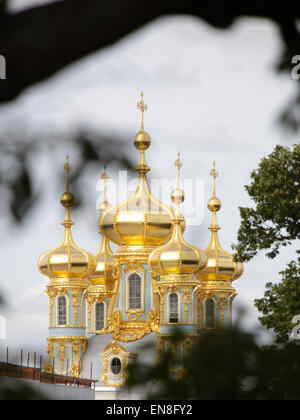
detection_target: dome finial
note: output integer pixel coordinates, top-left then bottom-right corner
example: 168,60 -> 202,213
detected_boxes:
64,154 -> 71,193
137,90 -> 148,131
101,164 -> 109,203
60,155 -> 75,224
200,162 -> 244,283
134,91 -> 151,177
208,161 -> 221,231
171,151 -> 185,215
210,160 -> 219,198
98,165 -> 110,215
175,151 -> 182,189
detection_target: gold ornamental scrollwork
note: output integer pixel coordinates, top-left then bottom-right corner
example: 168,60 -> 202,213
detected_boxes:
219,295 -> 228,326
109,309 -> 158,342
124,260 -> 143,274
86,295 -> 96,331
46,289 -> 57,327
183,287 -> 190,324
57,287 -> 66,297
57,339 -> 67,372
71,289 -> 80,324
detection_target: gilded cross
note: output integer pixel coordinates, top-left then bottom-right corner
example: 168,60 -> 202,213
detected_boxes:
175,151 -> 182,188
210,160 -> 219,197
100,164 -> 109,202
64,154 -> 71,192
137,91 -> 148,130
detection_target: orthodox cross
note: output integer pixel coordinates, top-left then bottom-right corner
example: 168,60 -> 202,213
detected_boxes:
64,154 -> 71,192
100,164 -> 109,203
137,91 -> 148,130
210,160 -> 219,197
175,151 -> 182,188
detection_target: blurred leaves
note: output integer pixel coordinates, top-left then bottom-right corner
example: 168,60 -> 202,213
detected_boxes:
0,379 -> 47,400
0,1 -> 299,131
126,323 -> 300,400
0,129 -> 134,223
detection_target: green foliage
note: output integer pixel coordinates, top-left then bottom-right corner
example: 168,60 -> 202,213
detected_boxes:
232,143 -> 300,262
255,257 -> 300,344
126,326 -> 300,400
233,143 -> 300,343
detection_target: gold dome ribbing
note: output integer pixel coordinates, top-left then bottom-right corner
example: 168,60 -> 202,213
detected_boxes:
199,162 -> 244,282
38,156 -> 96,281
149,153 -> 207,277
99,92 -> 175,258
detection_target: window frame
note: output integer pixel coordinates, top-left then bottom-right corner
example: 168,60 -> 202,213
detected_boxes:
95,301 -> 106,332
168,292 -> 179,324
204,298 -> 216,329
125,270 -> 145,315
56,295 -> 68,326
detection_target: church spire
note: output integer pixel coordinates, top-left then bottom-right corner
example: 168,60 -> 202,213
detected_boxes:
207,161 -> 221,232
137,90 -> 148,131
134,91 -> 151,178
172,151 -> 185,216
60,154 -> 75,227
98,164 -> 110,215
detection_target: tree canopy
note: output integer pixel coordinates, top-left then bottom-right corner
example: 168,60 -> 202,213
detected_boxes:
255,256 -> 300,343
233,143 -> 299,343
233,143 -> 299,262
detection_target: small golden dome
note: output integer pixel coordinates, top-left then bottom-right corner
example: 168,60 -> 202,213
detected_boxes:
100,92 -> 175,255
149,218 -> 206,276
89,235 -> 115,288
38,156 -> 96,281
200,229 -> 244,282
149,153 -> 207,277
38,225 -> 96,280
200,162 -> 244,282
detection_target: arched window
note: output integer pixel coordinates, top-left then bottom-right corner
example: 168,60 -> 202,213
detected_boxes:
169,293 -> 179,323
57,296 -> 67,326
95,302 -> 105,331
110,357 -> 122,375
129,273 -> 142,309
205,299 -> 215,328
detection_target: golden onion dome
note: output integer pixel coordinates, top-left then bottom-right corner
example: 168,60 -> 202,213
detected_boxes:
99,92 -> 176,255
149,153 -> 207,277
38,156 -> 96,281
199,162 -> 244,282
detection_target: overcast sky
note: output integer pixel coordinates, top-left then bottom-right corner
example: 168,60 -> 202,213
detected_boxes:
0,10 -> 298,358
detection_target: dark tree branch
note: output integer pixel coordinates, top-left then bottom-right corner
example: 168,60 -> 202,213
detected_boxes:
0,0 -> 299,102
